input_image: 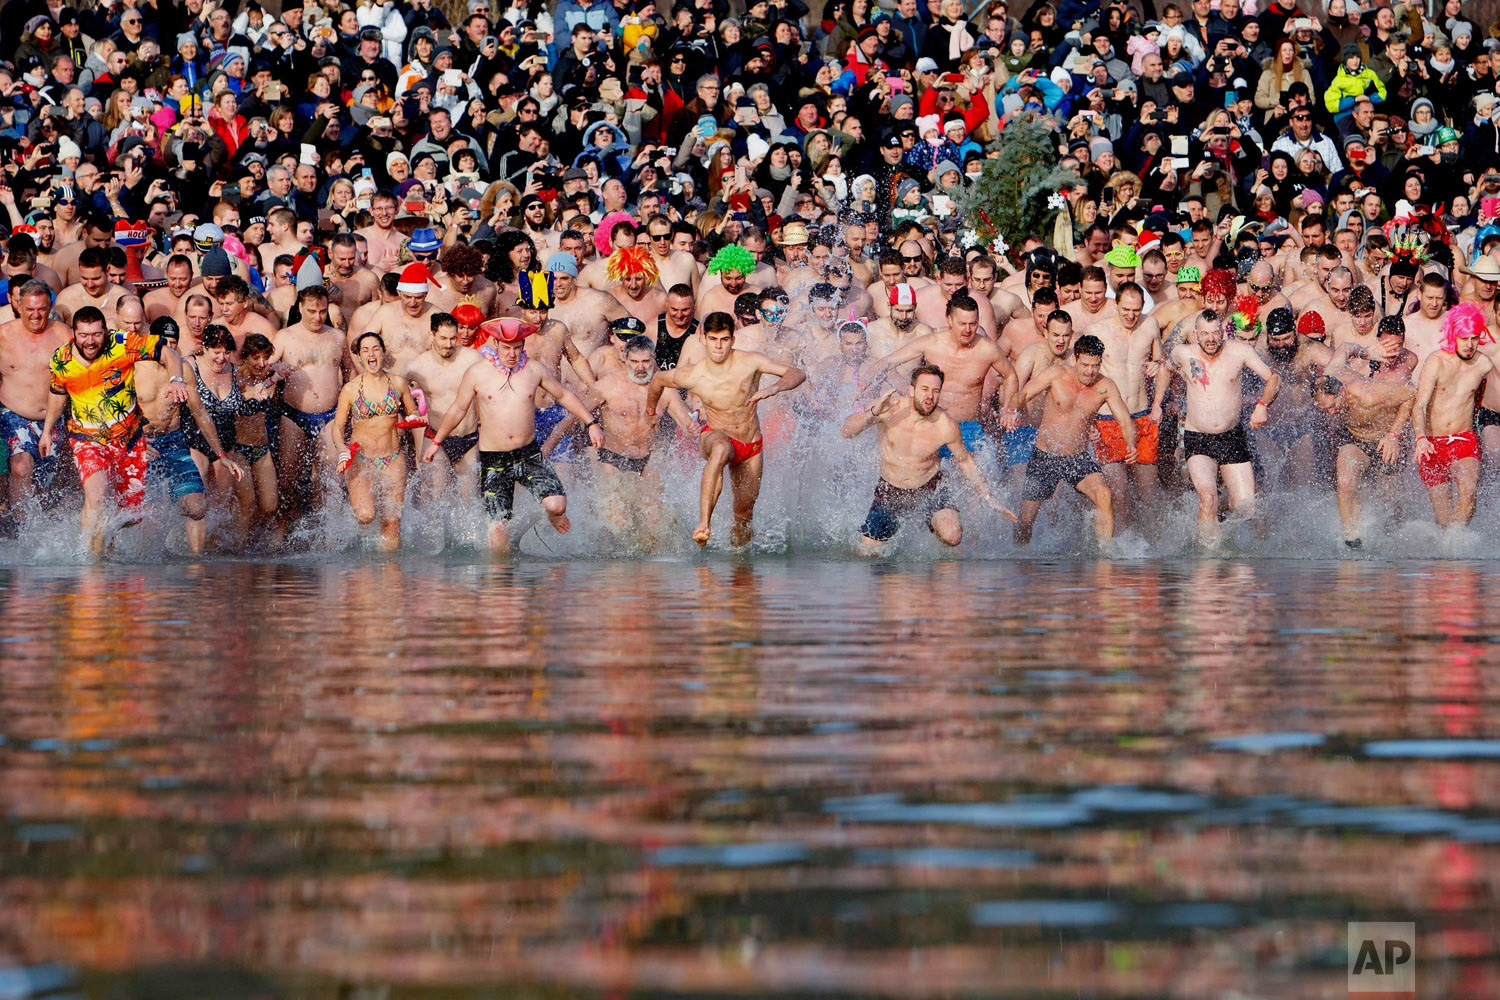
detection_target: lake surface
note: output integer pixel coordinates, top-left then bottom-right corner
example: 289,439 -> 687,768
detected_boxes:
1,557 -> 1498,999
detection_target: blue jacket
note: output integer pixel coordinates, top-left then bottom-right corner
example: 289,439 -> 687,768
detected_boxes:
554,0 -> 620,36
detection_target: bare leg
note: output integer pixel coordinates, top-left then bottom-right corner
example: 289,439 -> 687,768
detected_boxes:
376,458 -> 406,551
179,492 -> 207,554
1077,473 -> 1114,545
695,432 -> 732,545
1221,461 -> 1256,518
930,507 -> 962,546
1129,463 -> 1160,536
1013,498 -> 1043,545
346,462 -> 377,531
540,492 -> 570,534
1428,482 -> 1455,526
1185,454 -> 1222,546
9,454 -> 37,511
79,469 -> 108,557
726,453 -> 763,548
856,534 -> 887,556
1100,462 -> 1128,525
1335,444 -> 1369,543
488,519 -> 511,556
1453,456 -> 1481,526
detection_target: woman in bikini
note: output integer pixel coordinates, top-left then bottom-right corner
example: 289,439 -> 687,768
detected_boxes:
235,333 -> 285,546
183,325 -> 272,546
332,332 -> 423,551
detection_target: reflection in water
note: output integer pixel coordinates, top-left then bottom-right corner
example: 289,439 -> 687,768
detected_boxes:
1,559 -> 1499,998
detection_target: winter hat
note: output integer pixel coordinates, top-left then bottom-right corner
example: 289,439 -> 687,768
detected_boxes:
934,160 -> 960,181
746,134 -> 770,161
1089,136 -> 1114,158
896,177 -> 922,201
200,247 -> 232,276
396,262 -> 443,294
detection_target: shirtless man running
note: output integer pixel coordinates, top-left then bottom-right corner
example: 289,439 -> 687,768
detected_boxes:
1412,304 -> 1495,528
367,263 -> 445,373
273,285 -> 345,513
1314,323 -> 1417,547
1012,335 -> 1136,548
842,364 -> 1008,553
424,319 -> 603,555
1090,282 -> 1166,528
1167,309 -> 1281,544
866,283 -> 933,358
404,312 -> 482,498
570,334 -> 695,542
861,293 -> 1018,461
545,253 -> 623,354
0,279 -> 73,508
646,311 -> 807,547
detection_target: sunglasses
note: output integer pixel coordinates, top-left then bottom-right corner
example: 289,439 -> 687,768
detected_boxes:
650,232 -> 671,241
901,254 -> 923,262
1249,282 -> 1273,293
1292,114 -> 1311,121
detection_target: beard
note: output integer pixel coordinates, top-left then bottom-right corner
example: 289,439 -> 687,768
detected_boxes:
912,397 -> 938,416
628,369 -> 654,385
892,315 -> 915,331
1269,343 -> 1298,362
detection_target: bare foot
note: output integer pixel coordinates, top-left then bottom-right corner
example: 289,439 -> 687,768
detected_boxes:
548,510 -> 571,534
730,519 -> 753,548
693,522 -> 712,545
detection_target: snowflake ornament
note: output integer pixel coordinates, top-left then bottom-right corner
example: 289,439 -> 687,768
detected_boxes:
1047,191 -> 1068,211
989,233 -> 1010,257
960,228 -> 980,249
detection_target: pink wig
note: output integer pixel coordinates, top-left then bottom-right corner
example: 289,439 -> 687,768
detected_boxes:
595,211 -> 637,257
1441,302 -> 1494,353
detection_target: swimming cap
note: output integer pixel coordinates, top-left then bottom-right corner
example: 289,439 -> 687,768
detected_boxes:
545,252 -> 579,277
889,282 -> 916,307
1175,266 -> 1202,284
1296,310 -> 1325,336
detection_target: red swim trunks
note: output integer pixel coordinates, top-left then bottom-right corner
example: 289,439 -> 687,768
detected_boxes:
72,435 -> 148,508
700,424 -> 764,466
1418,430 -> 1480,487
1094,413 -> 1160,465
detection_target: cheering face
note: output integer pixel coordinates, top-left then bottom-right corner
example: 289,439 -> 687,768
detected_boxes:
910,372 -> 941,416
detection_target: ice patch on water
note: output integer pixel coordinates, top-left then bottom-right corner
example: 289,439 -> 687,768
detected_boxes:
971,900 -> 1122,927
1211,732 -> 1326,753
1363,739 -> 1500,759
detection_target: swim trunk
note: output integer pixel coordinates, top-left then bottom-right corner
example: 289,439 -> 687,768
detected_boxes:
146,429 -> 205,501
597,446 -> 650,474
1002,425 -> 1038,467
0,406 -> 59,482
860,472 -> 953,541
1022,448 -> 1100,501
425,427 -> 479,464
1094,411 -> 1160,465
479,439 -> 565,521
533,402 -> 575,459
700,424 -> 763,466
1329,424 -> 1403,474
1418,430 -> 1480,487
1477,407 -> 1500,431
72,435 -> 148,509
284,404 -> 337,438
938,419 -> 987,460
1183,424 -> 1253,467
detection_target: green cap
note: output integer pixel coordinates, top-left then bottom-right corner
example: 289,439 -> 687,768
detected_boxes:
1104,244 -> 1141,268
1435,126 -> 1460,146
1176,265 -> 1203,283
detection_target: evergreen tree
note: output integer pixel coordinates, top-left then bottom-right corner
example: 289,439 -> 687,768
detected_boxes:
955,113 -> 1078,255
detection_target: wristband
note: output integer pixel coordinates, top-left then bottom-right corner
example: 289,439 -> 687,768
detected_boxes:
586,419 -> 599,428
1254,399 -> 1268,408
169,376 -> 186,384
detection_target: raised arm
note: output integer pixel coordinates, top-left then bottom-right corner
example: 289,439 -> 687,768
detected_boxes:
537,368 -> 604,448
659,384 -> 698,435
748,354 -> 807,404
858,339 -> 928,385
645,367 -> 684,416
1019,363 -> 1064,405
842,389 -> 900,438
1240,347 -> 1281,426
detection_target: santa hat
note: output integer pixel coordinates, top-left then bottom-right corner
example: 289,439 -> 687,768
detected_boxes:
1136,230 -> 1161,254
112,219 -> 153,247
889,283 -> 916,307
397,262 -> 442,295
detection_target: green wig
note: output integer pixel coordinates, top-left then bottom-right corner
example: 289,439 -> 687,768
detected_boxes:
707,243 -> 757,276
